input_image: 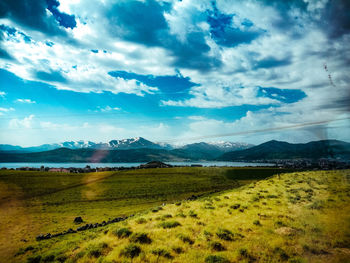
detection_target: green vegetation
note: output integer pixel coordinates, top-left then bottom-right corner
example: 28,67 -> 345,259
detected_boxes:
0,167 -> 266,260
112,228 -> 132,238
1,168 -> 350,262
159,220 -> 181,229
129,232 -> 152,244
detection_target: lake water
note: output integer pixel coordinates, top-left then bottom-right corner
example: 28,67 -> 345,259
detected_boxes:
0,161 -> 275,169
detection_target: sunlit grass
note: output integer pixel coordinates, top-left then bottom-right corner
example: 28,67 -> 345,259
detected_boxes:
9,169 -> 350,262
1,167 -> 277,260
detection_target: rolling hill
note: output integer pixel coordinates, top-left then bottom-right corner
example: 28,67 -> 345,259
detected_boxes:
219,139 -> 350,161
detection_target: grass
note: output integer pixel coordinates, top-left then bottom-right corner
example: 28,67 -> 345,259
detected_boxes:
0,167 -> 260,260
2,168 -> 350,262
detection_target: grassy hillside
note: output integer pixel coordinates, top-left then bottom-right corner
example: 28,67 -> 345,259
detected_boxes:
7,169 -> 350,262
0,167 -> 283,261
219,140 -> 350,161
0,148 -> 187,162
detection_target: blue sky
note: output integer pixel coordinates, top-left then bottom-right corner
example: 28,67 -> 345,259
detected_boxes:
0,0 -> 349,146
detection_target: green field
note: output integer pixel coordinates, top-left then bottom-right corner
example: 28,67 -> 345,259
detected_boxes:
0,167 -> 284,261
1,168 -> 349,262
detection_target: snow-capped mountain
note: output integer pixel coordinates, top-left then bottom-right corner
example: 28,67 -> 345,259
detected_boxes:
173,141 -> 254,159
207,141 -> 254,151
92,137 -> 165,150
27,141 -> 97,152
0,138 -> 252,155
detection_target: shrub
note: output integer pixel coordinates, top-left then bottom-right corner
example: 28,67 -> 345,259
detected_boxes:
251,196 -> 260,202
42,254 -> 55,262
230,204 -> 240,209
87,242 -> 109,258
136,218 -> 147,224
178,233 -> 194,244
152,206 -> 163,213
172,246 -> 184,254
275,221 -> 287,227
189,210 -> 198,218
273,247 -> 289,261
205,255 -> 230,263
129,232 -> 152,244
238,248 -> 255,261
209,241 -> 226,251
253,220 -> 261,226
27,256 -> 41,263
216,229 -> 234,241
159,221 -> 181,229
25,246 -> 35,252
113,228 -> 132,238
176,211 -> 186,218
204,230 -> 213,241
151,248 -> 173,260
55,255 -> 67,263
161,214 -> 173,220
16,246 -> 35,256
120,244 -> 141,259
238,248 -> 248,257
308,200 -> 324,210
267,194 -> 278,199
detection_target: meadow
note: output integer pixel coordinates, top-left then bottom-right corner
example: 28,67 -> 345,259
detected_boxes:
0,167 -> 285,261
1,168 -> 349,262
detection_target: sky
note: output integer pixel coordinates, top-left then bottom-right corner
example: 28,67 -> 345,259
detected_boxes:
0,0 -> 349,147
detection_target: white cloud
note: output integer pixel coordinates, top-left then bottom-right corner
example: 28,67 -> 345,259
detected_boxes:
174,109 -> 350,144
0,107 -> 14,112
162,84 -> 278,108
0,91 -> 6,97
39,121 -> 90,131
188,116 -> 206,121
9,115 -> 35,129
16,99 -> 36,104
96,105 -> 121,112
0,107 -> 15,116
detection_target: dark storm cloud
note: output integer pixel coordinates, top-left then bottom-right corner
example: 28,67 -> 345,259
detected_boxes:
0,48 -> 13,60
258,0 -> 307,31
207,2 -> 263,47
106,0 -> 220,71
253,56 -> 292,69
46,0 -> 77,29
0,0 -> 75,35
107,0 -> 170,46
260,0 -> 350,39
36,70 -> 67,83
322,0 -> 350,38
0,25 -> 13,60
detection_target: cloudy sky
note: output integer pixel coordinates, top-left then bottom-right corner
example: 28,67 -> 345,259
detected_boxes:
0,0 -> 349,147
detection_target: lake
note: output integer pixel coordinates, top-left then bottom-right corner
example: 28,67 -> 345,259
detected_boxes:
0,161 -> 275,169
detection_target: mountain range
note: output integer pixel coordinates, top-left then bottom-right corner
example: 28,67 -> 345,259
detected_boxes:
219,140 -> 350,161
0,137 -> 251,152
0,137 -> 252,162
0,138 -> 349,163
